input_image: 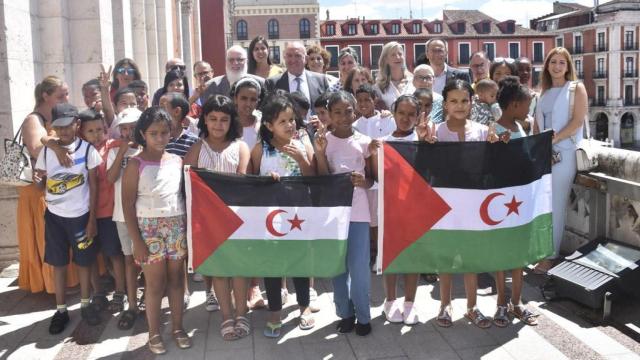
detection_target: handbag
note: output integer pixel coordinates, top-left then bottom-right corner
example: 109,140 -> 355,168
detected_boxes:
0,127 -> 33,186
568,81 -> 598,172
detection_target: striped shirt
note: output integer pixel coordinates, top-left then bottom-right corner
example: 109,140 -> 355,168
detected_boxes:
166,130 -> 198,159
197,140 -> 240,173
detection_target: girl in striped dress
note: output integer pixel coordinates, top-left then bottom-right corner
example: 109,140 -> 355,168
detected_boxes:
184,95 -> 251,340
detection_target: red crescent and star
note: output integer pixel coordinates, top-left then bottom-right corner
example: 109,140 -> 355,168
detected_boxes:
479,192 -> 523,226
265,210 -> 305,237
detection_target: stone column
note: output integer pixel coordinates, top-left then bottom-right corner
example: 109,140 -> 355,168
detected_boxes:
112,0 -> 134,59
0,1 -> 37,262
192,0 -> 202,62
131,0 -> 149,84
609,24 -> 622,146
180,0 -> 193,81
38,0 -> 72,86
145,0 -> 160,92
156,0 -> 174,77
68,0 -> 115,107
174,0 -> 183,59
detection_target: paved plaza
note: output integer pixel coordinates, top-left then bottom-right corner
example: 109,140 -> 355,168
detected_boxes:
0,263 -> 639,360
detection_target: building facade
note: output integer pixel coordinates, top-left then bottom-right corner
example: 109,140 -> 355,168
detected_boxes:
319,10 -> 555,86
531,0 -> 640,148
230,0 -> 320,65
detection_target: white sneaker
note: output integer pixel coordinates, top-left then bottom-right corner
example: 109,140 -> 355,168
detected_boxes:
383,299 -> 404,323
193,273 -> 203,282
403,301 -> 419,325
281,288 -> 289,305
205,292 -> 219,312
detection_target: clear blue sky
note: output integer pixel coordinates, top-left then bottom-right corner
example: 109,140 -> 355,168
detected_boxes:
319,0 -> 603,28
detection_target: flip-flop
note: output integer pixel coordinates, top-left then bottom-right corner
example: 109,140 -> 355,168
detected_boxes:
299,313 -> 315,330
263,321 -> 282,338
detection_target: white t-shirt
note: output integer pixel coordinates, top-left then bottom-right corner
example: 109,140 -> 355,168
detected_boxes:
107,146 -> 140,222
353,111 -> 396,139
325,132 -> 371,223
35,138 -> 102,218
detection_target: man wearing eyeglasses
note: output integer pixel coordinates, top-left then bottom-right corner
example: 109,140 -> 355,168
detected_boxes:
425,38 -> 471,95
265,42 -> 330,109
200,46 -> 264,102
469,51 -> 489,89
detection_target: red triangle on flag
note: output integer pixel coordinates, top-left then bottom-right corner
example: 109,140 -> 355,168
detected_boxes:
382,143 -> 451,271
189,170 -> 244,270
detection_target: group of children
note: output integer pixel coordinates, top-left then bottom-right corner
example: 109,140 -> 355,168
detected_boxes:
32,68 -> 539,355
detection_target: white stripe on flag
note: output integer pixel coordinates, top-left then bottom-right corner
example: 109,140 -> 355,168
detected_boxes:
228,206 -> 351,241
432,174 -> 552,231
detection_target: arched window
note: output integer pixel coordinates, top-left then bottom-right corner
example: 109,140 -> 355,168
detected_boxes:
268,19 -> 279,39
237,20 -> 248,40
300,18 -> 311,39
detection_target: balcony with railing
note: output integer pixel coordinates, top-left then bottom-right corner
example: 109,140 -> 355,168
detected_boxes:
569,46 -> 584,54
591,98 -> 607,106
592,70 -> 607,79
624,42 -> 639,51
624,98 -> 640,106
593,43 -> 608,52
623,70 -> 639,78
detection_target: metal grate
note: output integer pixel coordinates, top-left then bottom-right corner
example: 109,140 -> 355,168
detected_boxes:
548,261 -> 614,292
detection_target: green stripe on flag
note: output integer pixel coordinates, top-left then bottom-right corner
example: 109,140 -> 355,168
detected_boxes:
384,213 -> 553,274
195,240 -> 347,277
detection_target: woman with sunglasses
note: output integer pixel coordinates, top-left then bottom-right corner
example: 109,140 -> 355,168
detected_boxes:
110,58 -> 142,102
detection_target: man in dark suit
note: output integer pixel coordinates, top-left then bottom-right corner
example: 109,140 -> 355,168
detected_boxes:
265,42 -> 330,108
200,45 -> 264,102
426,38 -> 471,95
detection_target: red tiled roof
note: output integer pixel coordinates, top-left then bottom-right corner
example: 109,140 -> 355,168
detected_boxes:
320,10 -> 545,39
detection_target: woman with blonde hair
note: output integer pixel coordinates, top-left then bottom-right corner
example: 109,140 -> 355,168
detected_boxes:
17,76 -> 80,293
533,47 -> 588,273
375,42 -> 413,109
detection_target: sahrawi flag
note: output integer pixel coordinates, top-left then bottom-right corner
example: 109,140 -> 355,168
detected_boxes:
185,167 -> 354,277
378,131 -> 554,274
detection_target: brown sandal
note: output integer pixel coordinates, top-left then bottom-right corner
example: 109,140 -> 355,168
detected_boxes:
509,303 -> 539,326
436,305 -> 453,328
464,307 -> 492,329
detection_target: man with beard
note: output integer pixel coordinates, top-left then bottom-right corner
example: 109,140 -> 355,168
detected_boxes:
200,46 -> 264,102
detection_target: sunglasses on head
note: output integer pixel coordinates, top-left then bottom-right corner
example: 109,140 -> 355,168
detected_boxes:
116,67 -> 136,76
494,57 -> 515,64
170,64 -> 187,72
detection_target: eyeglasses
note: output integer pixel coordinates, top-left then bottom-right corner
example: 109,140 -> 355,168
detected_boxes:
414,75 -> 434,82
196,71 -> 212,77
169,64 -> 187,72
116,67 -> 136,76
494,57 -> 515,64
227,57 -> 247,64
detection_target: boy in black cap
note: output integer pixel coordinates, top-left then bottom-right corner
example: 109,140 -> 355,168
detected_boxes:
34,103 -> 104,334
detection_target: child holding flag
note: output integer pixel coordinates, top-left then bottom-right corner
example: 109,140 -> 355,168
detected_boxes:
375,94 -> 436,325
184,95 -> 252,340
315,90 -> 376,336
492,76 -> 539,327
434,80 -> 503,329
122,107 -> 191,354
249,94 -> 316,337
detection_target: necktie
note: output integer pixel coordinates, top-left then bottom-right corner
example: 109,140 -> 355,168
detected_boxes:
294,77 -> 302,93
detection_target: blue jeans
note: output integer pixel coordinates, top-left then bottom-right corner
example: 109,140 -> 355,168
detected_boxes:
332,222 -> 371,324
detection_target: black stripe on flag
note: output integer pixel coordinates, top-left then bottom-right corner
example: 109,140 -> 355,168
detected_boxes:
387,131 -> 552,190
192,170 -> 355,207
